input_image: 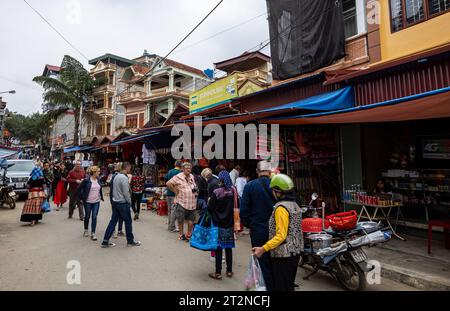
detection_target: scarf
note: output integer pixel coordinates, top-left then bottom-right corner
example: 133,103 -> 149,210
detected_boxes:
218,170 -> 233,190
30,167 -> 44,181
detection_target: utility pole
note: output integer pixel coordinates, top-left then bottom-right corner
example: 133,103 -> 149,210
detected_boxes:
78,101 -> 83,146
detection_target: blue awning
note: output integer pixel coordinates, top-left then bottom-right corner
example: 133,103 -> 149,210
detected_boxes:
63,144 -> 93,153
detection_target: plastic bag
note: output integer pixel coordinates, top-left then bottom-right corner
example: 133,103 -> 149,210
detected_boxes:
41,201 -> 51,213
244,255 -> 267,291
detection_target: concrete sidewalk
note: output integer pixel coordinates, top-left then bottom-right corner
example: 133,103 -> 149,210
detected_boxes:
365,235 -> 450,291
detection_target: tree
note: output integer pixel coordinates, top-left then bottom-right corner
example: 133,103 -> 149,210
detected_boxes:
5,112 -> 47,143
33,55 -> 103,145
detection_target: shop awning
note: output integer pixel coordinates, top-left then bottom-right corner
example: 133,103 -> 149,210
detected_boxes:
63,144 -> 93,153
111,132 -> 160,146
0,147 -> 20,159
263,86 -> 450,125
180,86 -> 355,126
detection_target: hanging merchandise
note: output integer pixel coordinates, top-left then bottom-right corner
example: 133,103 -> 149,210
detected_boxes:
142,145 -> 156,165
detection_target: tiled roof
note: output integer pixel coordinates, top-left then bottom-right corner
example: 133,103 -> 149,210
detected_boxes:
132,64 -> 151,75
165,59 -> 207,77
46,65 -> 61,72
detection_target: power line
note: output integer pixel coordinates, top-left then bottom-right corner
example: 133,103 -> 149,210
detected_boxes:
117,0 -> 225,98
22,0 -> 89,61
172,12 -> 267,55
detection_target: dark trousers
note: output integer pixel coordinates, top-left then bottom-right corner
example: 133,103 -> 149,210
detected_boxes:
215,247 -> 233,274
250,232 -> 274,291
103,202 -> 135,244
69,192 -> 84,219
272,255 -> 301,292
131,193 -> 143,214
84,202 -> 100,233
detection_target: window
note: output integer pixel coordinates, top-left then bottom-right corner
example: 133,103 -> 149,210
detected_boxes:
390,0 -> 450,32
428,0 -> 450,15
138,113 -> 145,129
343,0 -> 358,38
126,115 -> 138,128
405,0 -> 425,25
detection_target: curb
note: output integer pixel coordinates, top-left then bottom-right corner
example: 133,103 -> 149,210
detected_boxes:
381,263 -> 450,291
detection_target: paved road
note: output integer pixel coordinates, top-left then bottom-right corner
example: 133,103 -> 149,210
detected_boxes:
0,198 -> 416,291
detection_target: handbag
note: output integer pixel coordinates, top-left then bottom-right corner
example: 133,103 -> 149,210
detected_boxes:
190,211 -> 219,251
41,201 -> 51,213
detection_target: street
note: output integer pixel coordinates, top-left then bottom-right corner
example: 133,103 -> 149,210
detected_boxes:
0,198 -> 416,291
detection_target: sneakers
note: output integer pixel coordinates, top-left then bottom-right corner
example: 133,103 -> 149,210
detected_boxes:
83,230 -> 89,237
91,234 -> 98,241
134,213 -> 139,221
101,242 -> 116,248
170,228 -> 179,233
117,231 -> 125,237
127,241 -> 141,247
113,231 -> 118,239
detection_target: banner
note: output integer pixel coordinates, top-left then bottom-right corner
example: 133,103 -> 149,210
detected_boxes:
189,74 -> 238,114
267,0 -> 346,80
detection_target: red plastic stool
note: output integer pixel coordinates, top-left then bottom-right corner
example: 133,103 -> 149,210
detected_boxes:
157,200 -> 168,216
428,219 -> 450,254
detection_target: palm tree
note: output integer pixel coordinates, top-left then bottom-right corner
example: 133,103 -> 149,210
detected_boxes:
33,55 -> 103,145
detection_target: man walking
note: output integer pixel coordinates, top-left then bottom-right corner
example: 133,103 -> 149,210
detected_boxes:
67,161 -> 85,220
166,162 -> 198,242
102,162 -> 141,248
240,160 -> 276,291
165,160 -> 182,232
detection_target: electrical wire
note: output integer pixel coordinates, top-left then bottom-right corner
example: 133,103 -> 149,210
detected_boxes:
22,0 -> 89,61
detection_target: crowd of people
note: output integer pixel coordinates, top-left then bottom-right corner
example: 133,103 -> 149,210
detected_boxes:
18,157 -> 304,291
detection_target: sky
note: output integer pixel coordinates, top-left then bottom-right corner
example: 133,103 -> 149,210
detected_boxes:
0,0 -> 270,115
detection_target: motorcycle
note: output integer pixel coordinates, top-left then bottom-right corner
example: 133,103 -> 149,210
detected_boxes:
0,159 -> 18,209
299,193 -> 391,291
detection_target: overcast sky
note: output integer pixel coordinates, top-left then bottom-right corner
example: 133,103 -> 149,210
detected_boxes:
0,0 -> 269,115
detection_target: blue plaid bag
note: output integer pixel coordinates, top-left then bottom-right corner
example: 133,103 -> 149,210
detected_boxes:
190,211 -> 218,251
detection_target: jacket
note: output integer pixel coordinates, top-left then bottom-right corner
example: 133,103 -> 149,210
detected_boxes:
207,186 -> 235,229
78,177 -> 104,203
67,168 -> 86,194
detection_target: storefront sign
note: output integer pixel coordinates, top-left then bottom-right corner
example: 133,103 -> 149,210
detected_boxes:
423,140 -> 450,159
189,74 -> 238,114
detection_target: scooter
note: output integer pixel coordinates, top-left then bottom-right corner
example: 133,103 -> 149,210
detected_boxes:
299,193 -> 391,291
0,160 -> 18,209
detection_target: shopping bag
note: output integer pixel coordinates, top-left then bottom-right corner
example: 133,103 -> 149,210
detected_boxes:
41,201 -> 51,213
190,212 -> 218,251
244,255 -> 267,291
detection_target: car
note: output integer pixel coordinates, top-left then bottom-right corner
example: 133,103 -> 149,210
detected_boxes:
5,160 -> 35,195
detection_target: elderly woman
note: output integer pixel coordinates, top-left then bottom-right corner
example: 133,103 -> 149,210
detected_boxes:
21,166 -> 47,226
207,170 -> 237,280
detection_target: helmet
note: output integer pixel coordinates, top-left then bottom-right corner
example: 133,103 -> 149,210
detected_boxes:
270,174 -> 294,193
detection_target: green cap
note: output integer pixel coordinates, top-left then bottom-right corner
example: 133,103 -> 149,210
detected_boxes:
270,174 -> 294,192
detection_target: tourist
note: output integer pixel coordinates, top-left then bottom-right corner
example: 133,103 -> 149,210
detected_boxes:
240,160 -> 276,291
166,162 -> 198,242
165,160 -> 182,232
78,166 -> 104,241
67,161 -> 86,221
130,167 -> 145,221
229,165 -> 241,186
102,162 -> 141,248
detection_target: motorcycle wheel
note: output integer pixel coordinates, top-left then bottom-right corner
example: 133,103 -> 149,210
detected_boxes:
333,255 -> 366,291
6,196 -> 16,209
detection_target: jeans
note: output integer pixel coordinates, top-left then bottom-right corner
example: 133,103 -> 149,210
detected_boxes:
215,247 -> 232,274
131,193 -> 143,215
84,202 -> 100,233
103,202 -> 135,244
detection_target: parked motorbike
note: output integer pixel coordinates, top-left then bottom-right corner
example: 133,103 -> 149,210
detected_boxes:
0,159 -> 18,209
300,193 -> 391,291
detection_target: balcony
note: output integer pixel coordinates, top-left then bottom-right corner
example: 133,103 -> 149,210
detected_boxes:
117,91 -> 147,104
90,63 -> 117,74
149,86 -> 189,97
236,69 -> 270,86
93,84 -> 115,95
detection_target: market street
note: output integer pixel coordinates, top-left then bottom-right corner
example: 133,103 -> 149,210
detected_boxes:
0,198 -> 416,291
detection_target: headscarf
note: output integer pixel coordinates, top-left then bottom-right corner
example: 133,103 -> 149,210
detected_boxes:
30,167 -> 44,181
218,170 -> 233,190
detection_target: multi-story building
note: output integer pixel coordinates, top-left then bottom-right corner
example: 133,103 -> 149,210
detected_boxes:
117,51 -> 211,131
0,97 -> 6,145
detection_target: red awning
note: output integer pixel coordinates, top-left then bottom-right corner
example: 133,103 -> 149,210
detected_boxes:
263,88 -> 450,125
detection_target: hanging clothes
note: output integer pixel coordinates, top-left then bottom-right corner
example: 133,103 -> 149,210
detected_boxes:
142,145 -> 156,165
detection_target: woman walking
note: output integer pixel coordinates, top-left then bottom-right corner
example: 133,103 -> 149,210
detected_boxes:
252,174 -> 303,291
130,168 -> 145,221
20,166 -> 47,226
53,163 -> 68,211
207,171 -> 236,280
78,166 -> 104,241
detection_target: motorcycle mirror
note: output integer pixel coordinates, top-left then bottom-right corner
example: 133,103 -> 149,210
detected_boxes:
311,193 -> 318,201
